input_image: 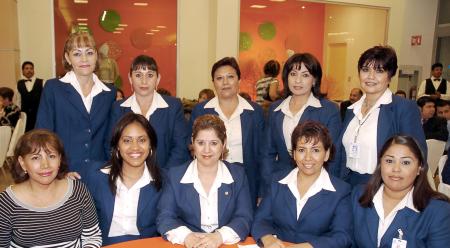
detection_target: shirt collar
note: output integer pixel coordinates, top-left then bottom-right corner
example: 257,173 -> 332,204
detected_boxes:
180,159 -> 234,185
373,185 -> 419,214
101,163 -> 154,190
22,76 -> 36,82
60,71 -> 111,92
431,76 -> 442,81
274,93 -> 322,113
204,95 -> 254,112
120,92 -> 169,119
349,88 -> 392,111
278,167 -> 336,192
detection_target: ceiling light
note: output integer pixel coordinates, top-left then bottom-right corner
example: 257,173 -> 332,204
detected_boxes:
250,5 -> 267,8
133,2 -> 148,6
118,24 -> 128,27
270,0 -> 286,2
77,18 -> 88,21
150,29 -> 160,32
78,23 -> 88,26
301,6 -> 306,9
145,32 -> 154,35
113,31 -> 122,34
157,25 -> 167,29
115,27 -> 124,31
74,0 -> 88,3
101,11 -> 107,21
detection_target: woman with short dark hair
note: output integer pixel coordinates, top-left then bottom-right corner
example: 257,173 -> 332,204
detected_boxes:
353,135 -> 450,247
339,46 -> 426,186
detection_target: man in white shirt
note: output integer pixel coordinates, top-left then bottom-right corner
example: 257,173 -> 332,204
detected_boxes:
417,62 -> 449,100
16,61 -> 44,131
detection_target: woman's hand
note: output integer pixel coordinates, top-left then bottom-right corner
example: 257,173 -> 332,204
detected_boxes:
66,172 -> 81,180
287,243 -> 313,248
196,231 -> 223,248
184,233 -> 202,248
261,234 -> 285,248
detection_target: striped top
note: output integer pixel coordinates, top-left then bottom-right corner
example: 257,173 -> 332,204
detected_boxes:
0,179 -> 102,247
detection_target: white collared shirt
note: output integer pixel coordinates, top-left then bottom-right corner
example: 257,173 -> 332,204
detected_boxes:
120,92 -> 169,120
60,71 -> 111,113
101,165 -> 154,237
165,160 -> 240,245
417,76 -> 450,100
342,89 -> 393,174
278,167 -> 336,219
23,76 -> 36,92
204,96 -> 254,163
274,93 -> 322,152
373,185 -> 418,247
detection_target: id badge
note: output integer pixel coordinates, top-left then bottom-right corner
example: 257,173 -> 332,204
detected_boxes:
392,238 -> 407,248
348,142 -> 360,158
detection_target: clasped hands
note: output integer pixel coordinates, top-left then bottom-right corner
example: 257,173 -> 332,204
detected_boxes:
184,231 -> 223,248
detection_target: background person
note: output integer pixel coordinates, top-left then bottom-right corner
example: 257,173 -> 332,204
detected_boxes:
0,129 -> 102,247
417,62 -> 449,100
85,113 -> 162,246
255,60 -> 281,106
36,32 -> 116,179
352,135 -> 450,247
339,46 -> 426,187
16,61 -> 44,131
340,88 -> 363,120
417,96 -> 448,141
157,115 -> 253,248
0,87 -> 21,127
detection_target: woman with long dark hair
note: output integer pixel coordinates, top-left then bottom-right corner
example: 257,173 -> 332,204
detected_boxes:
85,113 -> 162,246
352,135 -> 450,247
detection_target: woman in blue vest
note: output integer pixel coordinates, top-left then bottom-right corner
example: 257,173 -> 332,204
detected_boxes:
110,55 -> 189,171
261,53 -> 341,193
85,113 -> 162,246
339,46 -> 426,186
189,57 -> 264,207
157,114 -> 253,248
352,135 -> 450,247
36,32 -> 115,179
252,121 -> 352,248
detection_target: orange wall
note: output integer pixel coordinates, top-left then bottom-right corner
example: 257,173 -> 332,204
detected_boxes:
239,1 -> 325,99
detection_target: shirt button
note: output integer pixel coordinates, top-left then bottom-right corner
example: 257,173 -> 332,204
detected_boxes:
85,143 -> 89,148
84,159 -> 89,163
87,129 -> 91,133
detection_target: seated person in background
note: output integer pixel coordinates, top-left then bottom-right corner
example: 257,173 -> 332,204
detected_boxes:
0,87 -> 21,127
0,129 -> 102,247
417,62 -> 449,100
157,114 -> 253,248
239,92 -> 252,102
255,59 -> 281,105
394,89 -> 407,98
157,87 -> 172,96
339,87 -> 363,120
85,113 -> 162,246
352,135 -> 450,247
417,96 -> 448,141
252,121 -> 352,248
436,99 -> 450,150
116,88 -> 125,101
198,88 -> 215,103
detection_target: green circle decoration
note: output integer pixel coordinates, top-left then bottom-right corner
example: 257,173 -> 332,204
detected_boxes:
239,32 -> 252,51
258,22 -> 276,40
114,75 -> 122,89
99,9 -> 121,32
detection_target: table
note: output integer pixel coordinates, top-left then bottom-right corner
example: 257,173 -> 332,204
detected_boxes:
104,237 -> 259,247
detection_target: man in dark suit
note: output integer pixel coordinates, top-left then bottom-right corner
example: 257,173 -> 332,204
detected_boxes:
417,62 -> 449,100
17,61 -> 43,131
417,96 -> 448,141
339,88 -> 362,120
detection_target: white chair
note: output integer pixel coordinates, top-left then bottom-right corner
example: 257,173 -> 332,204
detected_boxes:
437,155 -> 450,197
426,139 -> 446,188
0,126 -> 12,176
6,112 -> 27,157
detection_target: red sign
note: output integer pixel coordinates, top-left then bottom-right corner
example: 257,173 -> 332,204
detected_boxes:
411,35 -> 422,46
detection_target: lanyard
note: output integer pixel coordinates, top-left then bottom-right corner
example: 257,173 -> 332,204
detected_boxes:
353,111 -> 373,143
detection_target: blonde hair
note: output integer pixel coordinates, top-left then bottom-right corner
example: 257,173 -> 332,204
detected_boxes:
62,32 -> 98,71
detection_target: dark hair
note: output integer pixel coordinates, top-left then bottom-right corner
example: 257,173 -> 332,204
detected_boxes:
264,60 -> 281,77
432,62 -> 443,71
417,96 -> 435,108
352,88 -> 363,96
157,88 -> 171,96
129,55 -> 159,75
191,114 -> 228,159
394,90 -> 407,97
116,88 -> 124,99
358,46 -> 398,80
21,61 -> 34,70
291,120 -> 334,169
198,88 -> 215,100
359,135 -> 449,211
11,129 -> 69,183
282,53 -> 322,98
108,113 -> 162,194
436,99 -> 450,108
0,87 -> 14,101
211,57 -> 241,80
239,92 -> 252,101
62,32 -> 97,71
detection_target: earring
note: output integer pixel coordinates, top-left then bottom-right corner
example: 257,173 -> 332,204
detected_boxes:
23,170 -> 27,174
115,150 -> 120,159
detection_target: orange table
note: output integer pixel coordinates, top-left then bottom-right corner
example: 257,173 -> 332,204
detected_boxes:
104,237 -> 258,247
